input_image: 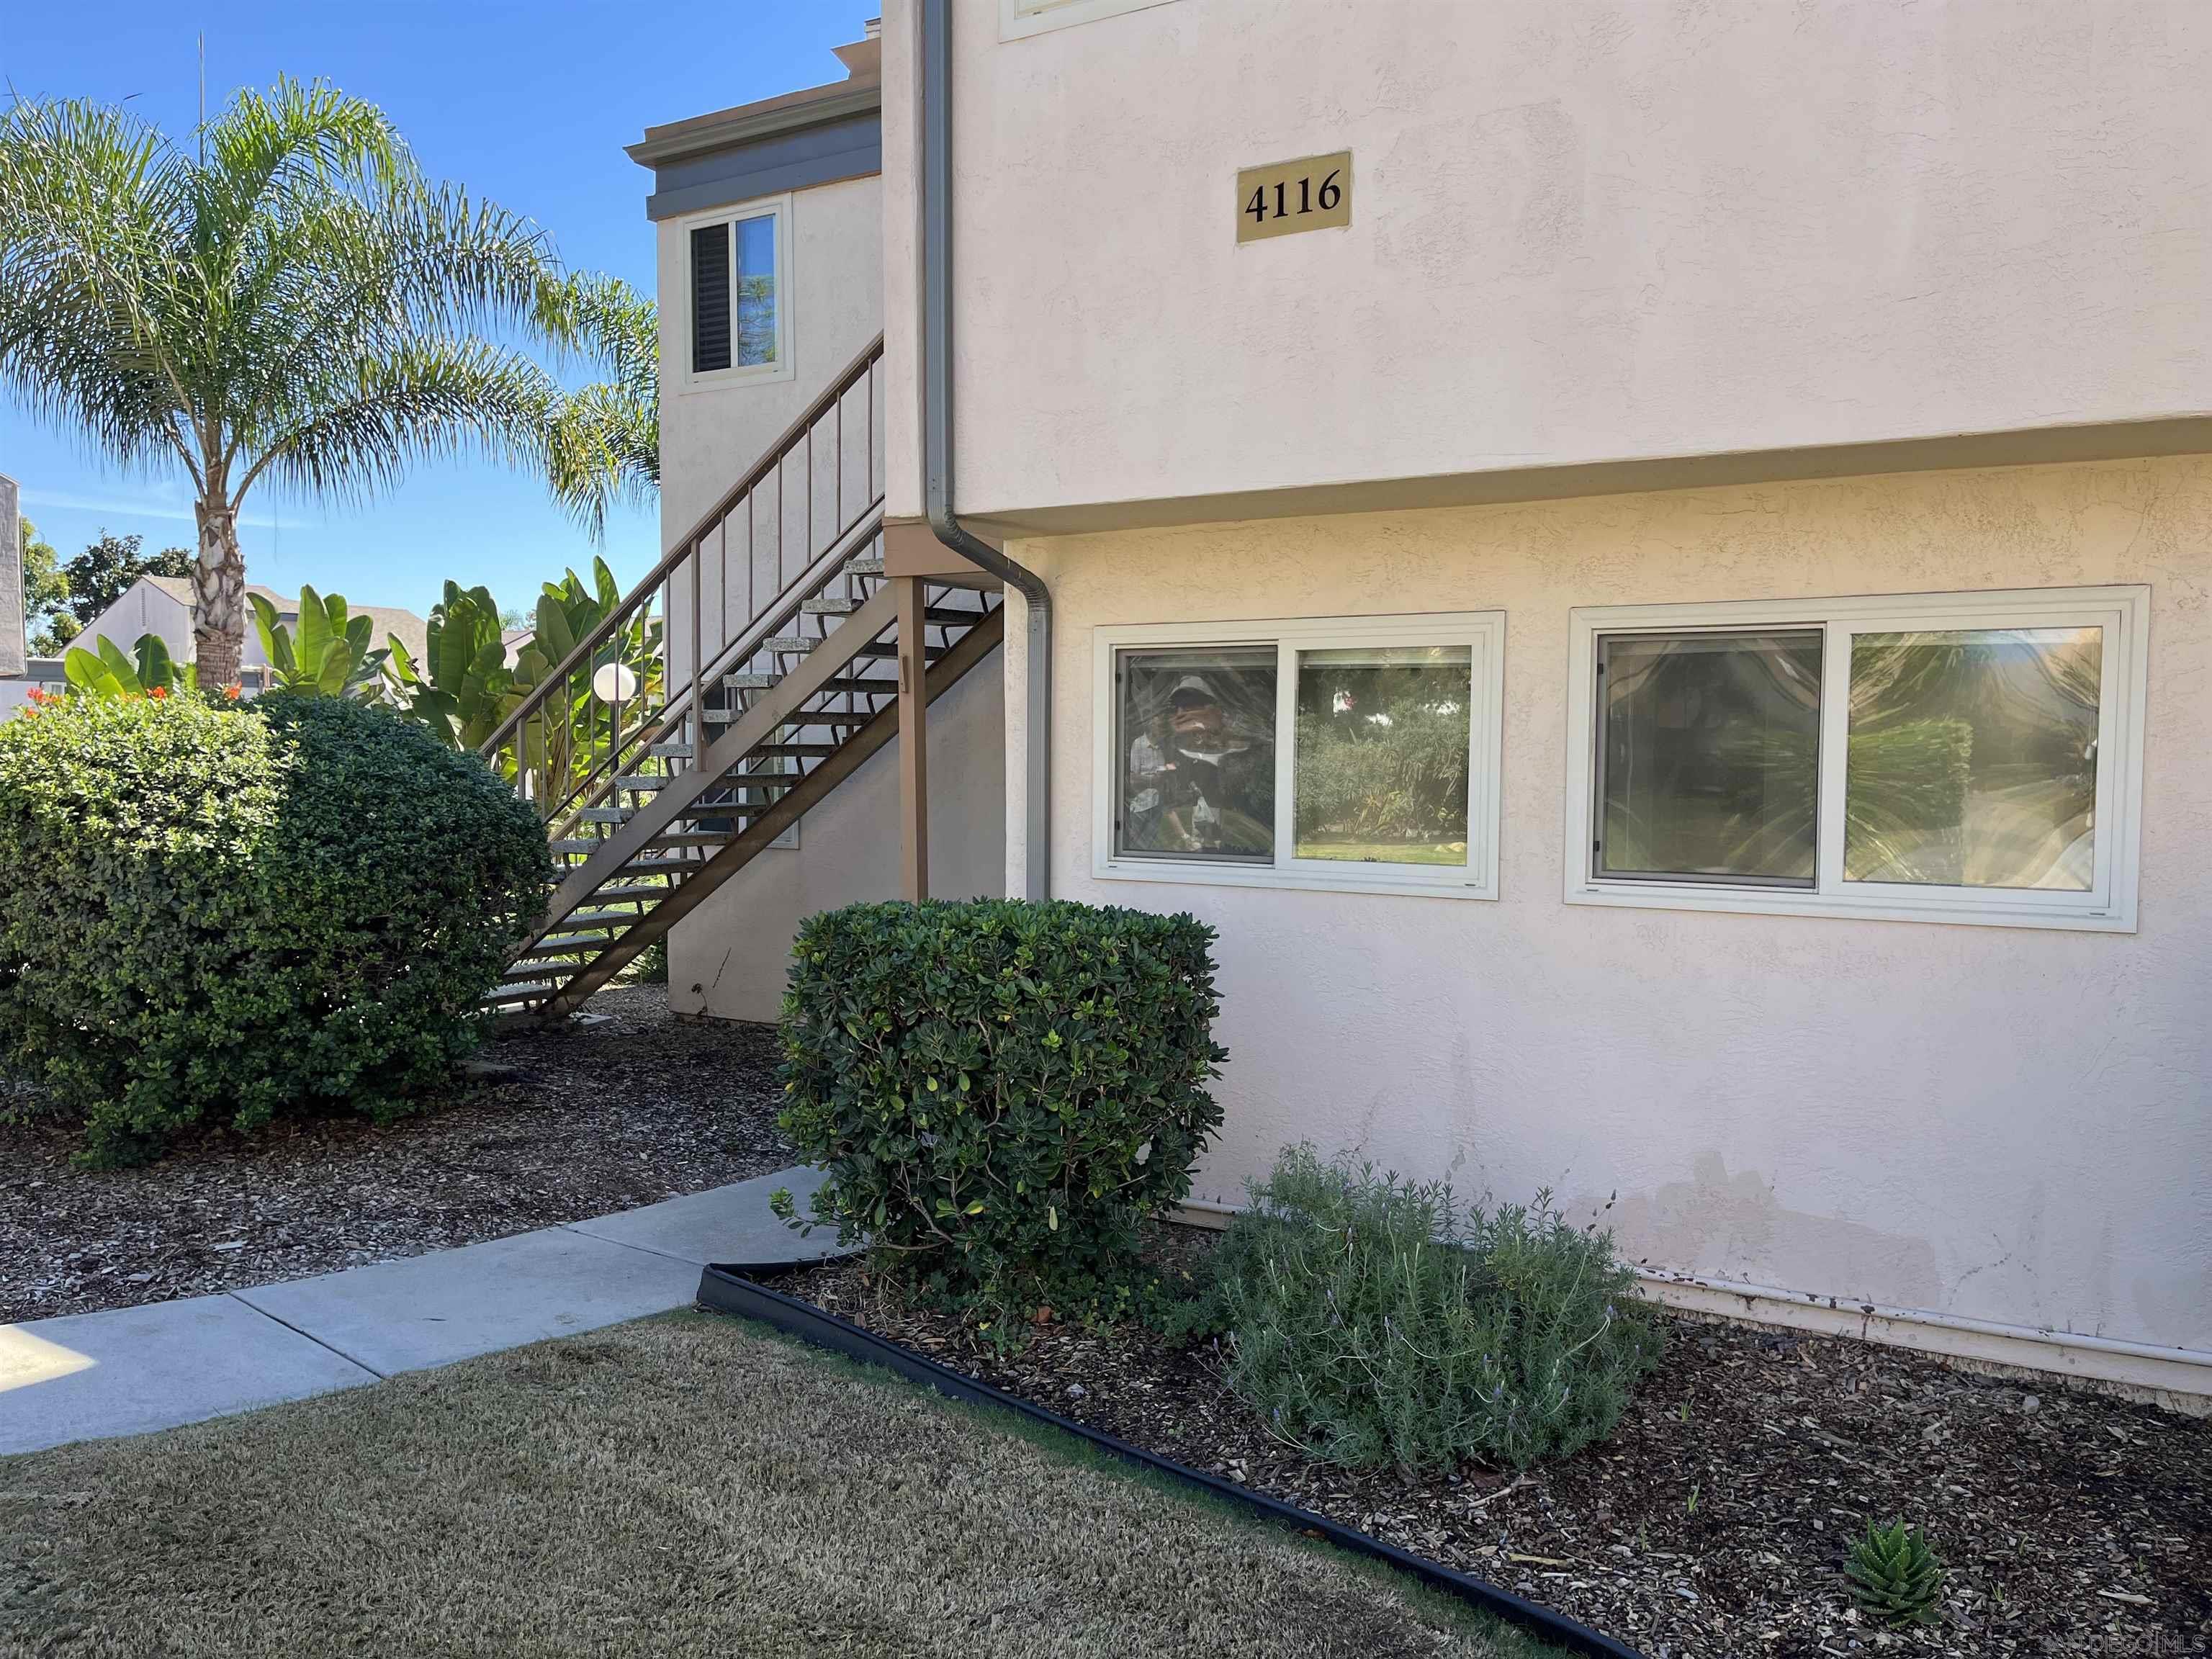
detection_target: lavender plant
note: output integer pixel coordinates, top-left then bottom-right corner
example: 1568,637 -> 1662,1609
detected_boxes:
1202,1146 -> 1660,1475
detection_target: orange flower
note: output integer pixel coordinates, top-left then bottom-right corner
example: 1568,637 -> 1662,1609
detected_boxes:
148,685 -> 168,700
224,683 -> 243,701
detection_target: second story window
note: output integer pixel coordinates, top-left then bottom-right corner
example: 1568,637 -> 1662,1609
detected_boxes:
686,202 -> 785,381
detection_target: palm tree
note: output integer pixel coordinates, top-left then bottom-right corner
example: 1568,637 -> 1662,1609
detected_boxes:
539,274 -> 658,541
0,80 -> 567,685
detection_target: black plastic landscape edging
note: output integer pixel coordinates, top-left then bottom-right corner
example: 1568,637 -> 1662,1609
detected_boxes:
696,1264 -> 1645,1659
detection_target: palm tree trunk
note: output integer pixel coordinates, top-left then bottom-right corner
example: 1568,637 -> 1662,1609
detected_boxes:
192,500 -> 246,689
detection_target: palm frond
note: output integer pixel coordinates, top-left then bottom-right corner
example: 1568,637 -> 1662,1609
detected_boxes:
193,76 -> 413,261
0,97 -> 200,475
221,180 -> 561,475
537,272 -> 659,537
0,81 -> 574,642
246,336 -> 558,508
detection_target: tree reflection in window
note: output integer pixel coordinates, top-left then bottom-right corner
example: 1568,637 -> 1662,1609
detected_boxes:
1845,628 -> 2100,889
1293,646 -> 1472,865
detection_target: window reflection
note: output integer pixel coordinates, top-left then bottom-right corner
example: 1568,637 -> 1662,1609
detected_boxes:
1117,648 -> 1276,860
1844,628 -> 2100,890
1598,631 -> 1823,884
1293,646 -> 1472,866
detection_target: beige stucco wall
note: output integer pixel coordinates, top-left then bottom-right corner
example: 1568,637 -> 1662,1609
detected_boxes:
657,171 -> 884,544
1016,454 -> 2212,1363
654,154 -> 992,1025
668,647 -> 1006,1023
884,0 -> 2212,525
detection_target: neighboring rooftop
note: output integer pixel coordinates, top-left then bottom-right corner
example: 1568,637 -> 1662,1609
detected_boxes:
143,576 -> 428,664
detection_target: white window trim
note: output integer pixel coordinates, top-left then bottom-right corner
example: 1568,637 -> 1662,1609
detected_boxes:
1092,612 -> 1506,901
1001,0 -> 1180,42
675,196 -> 795,394
1562,585 -> 2151,933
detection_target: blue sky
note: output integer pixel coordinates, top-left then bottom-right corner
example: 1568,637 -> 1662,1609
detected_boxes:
1,0 -> 878,619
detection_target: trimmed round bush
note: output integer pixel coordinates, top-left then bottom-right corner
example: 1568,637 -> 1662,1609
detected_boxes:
775,898 -> 1226,1315
1203,1146 -> 1662,1474
0,691 -> 549,1164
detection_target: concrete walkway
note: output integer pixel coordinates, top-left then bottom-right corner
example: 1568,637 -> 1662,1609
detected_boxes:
0,1165 -> 839,1457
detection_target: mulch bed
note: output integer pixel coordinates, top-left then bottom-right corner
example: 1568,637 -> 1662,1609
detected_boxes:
1,987 -> 793,1325
778,1234 -> 2211,1659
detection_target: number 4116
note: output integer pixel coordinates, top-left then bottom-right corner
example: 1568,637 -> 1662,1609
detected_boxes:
1246,168 -> 1342,225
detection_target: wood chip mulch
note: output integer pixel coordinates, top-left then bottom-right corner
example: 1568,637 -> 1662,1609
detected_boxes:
1,987 -> 794,1326
778,1235 -> 2210,1659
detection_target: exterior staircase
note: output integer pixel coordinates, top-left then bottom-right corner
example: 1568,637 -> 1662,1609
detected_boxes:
477,335 -> 1001,1023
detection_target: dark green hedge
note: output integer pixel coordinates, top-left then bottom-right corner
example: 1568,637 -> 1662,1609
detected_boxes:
776,899 -> 1226,1312
0,693 -> 549,1164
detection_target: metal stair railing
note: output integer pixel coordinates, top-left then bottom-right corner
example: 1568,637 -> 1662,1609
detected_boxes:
472,330 -> 1018,1024
518,602 -> 1006,1020
477,333 -> 886,830
482,583 -> 1002,1020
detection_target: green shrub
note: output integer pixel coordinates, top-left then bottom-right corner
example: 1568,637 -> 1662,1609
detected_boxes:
774,899 -> 1226,1317
629,937 -> 669,985
0,691 -> 549,1164
1200,1146 -> 1660,1475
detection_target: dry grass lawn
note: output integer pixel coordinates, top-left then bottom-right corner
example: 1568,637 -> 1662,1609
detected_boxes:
0,1312 -> 1562,1658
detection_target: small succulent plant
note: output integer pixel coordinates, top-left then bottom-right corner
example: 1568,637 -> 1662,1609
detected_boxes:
1844,1519 -> 1944,1628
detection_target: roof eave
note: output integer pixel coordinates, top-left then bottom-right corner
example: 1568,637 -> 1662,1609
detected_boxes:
626,81 -> 883,171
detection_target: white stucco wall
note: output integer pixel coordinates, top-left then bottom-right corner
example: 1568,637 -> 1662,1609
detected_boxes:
73,583 -> 189,666
1016,454 -> 2212,1368
886,0 -> 2212,523
668,646 -> 1006,1022
657,172 -> 885,545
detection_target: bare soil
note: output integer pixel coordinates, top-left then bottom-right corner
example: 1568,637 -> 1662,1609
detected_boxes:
1,988 -> 793,1324
780,1241 -> 2211,1659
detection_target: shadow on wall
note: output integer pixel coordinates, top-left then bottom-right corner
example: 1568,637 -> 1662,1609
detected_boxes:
1616,1151 -> 1945,1313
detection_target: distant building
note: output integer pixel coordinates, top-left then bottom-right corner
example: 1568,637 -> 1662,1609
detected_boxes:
76,575 -> 427,675
0,574 -> 423,717
0,475 -> 22,678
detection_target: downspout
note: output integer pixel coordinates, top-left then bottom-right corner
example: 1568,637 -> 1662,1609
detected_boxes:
920,0 -> 1053,902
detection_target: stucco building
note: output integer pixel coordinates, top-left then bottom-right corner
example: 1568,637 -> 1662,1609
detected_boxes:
627,1 -> 2210,1403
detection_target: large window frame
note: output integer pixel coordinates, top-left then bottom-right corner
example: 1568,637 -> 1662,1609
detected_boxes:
1563,585 -> 2151,932
677,197 -> 794,392
1092,612 -> 1506,900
